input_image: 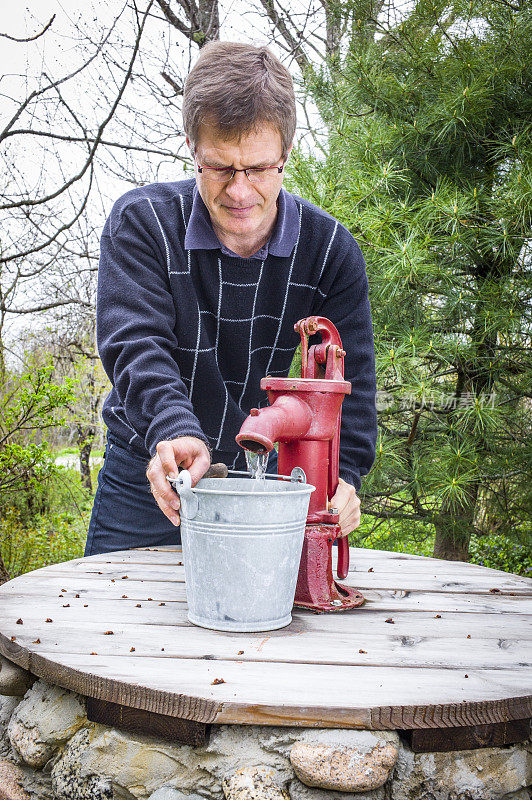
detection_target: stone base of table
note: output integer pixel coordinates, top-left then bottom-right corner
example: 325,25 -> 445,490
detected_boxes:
1,678 -> 531,800
86,695 -> 531,754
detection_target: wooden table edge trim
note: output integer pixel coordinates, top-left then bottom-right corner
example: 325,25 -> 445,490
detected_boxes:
1,632 -> 531,730
0,633 -> 220,725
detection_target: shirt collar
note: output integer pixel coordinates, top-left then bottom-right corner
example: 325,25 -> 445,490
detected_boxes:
184,184 -> 300,260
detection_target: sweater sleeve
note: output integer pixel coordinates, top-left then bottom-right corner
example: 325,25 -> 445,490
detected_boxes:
97,200 -> 209,456
311,235 -> 377,492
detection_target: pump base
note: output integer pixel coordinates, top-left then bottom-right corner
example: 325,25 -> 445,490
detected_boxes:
294,580 -> 365,613
293,524 -> 365,613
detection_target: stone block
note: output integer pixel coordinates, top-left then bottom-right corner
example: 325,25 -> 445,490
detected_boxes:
0,696 -> 21,759
289,731 -> 399,792
51,728 -> 116,800
0,758 -> 30,800
149,790 -> 205,800
393,738 -> 532,800
222,766 -> 289,799
0,658 -> 34,698
288,777 -> 385,800
52,725 -> 197,800
49,715 -> 404,800
13,763 -> 53,800
7,680 -> 86,769
51,722 -> 300,798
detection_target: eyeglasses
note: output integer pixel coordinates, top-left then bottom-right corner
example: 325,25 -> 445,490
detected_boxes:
195,155 -> 285,184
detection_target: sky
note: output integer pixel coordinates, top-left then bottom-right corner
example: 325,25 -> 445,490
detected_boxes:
1,0 -> 315,348
0,0 -> 305,183
2,2 -> 121,86
1,0 -> 291,83
1,0 -> 318,226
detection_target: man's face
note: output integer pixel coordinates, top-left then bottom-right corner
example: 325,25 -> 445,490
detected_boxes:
190,122 -> 288,245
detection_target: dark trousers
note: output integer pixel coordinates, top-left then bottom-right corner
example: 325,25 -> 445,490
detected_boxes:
85,434 -> 180,556
85,433 -> 279,557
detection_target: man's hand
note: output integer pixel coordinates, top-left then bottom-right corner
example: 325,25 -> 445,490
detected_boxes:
146,436 -> 211,527
330,478 -> 361,538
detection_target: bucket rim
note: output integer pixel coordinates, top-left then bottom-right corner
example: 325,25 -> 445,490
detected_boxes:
190,479 -> 315,496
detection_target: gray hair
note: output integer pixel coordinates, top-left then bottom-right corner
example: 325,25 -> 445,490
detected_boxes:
183,41 -> 296,159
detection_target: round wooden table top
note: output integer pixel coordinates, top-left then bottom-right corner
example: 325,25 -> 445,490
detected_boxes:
0,546 -> 530,730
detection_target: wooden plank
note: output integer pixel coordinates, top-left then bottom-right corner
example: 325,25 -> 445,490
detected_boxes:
37,559 -> 532,594
349,560 -> 521,575
81,550 -> 532,594
2,635 -> 530,715
345,551 -> 525,569
90,545 -> 526,588
2,595 -> 531,641
85,546 -> 428,563
9,568 -> 532,599
32,552 -> 532,581
2,616 -> 531,671
53,547 -> 532,586
86,697 -> 210,745
403,718 -> 531,752
3,573 -> 531,614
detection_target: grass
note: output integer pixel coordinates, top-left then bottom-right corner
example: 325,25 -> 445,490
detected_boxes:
53,446 -> 105,459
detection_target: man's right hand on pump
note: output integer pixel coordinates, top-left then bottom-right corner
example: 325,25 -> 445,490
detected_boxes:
146,437 -> 211,527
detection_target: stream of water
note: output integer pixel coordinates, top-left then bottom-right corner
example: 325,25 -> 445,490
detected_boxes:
245,450 -> 268,490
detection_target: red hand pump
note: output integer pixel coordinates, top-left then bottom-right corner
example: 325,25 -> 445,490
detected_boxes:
236,316 -> 365,612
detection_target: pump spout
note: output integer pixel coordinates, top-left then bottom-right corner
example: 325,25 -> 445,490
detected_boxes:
236,395 -> 313,453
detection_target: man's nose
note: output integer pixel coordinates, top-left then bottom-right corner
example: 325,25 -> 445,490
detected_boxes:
224,170 -> 255,202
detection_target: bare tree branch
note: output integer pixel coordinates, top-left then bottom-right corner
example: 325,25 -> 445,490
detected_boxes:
0,16 -> 55,43
161,71 -> 184,94
1,2 -> 154,212
1,299 -> 88,314
256,0 -> 311,72
4,129 -> 188,159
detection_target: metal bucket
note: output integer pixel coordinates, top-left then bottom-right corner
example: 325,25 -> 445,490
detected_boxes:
173,471 -> 314,632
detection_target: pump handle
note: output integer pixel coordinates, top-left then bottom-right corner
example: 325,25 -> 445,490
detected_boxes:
295,316 -> 351,581
337,537 -> 349,580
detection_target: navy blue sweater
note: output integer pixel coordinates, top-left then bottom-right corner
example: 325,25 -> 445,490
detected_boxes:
97,178 -> 377,490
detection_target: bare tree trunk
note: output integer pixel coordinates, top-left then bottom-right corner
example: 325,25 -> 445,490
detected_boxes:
76,364 -> 104,493
156,0 -> 219,47
77,423 -> 94,492
0,511 -> 9,585
198,0 -> 219,43
319,0 -> 342,62
433,485 -> 479,561
433,519 -> 470,561
0,321 -> 9,584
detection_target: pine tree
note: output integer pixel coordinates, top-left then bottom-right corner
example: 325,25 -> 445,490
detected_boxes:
289,0 -> 532,561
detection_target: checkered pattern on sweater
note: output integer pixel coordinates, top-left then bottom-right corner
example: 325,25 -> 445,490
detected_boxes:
97,179 -> 377,490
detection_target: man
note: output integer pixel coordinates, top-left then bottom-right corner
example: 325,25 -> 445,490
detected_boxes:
85,42 -> 377,557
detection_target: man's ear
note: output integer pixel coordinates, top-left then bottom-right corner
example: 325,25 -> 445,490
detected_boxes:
186,136 -> 193,155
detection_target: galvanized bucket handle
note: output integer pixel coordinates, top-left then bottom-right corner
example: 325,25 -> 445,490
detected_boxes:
172,469 -> 199,520
169,466 -> 310,521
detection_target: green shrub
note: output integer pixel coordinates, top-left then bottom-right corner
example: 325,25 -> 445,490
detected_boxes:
0,507 -> 87,577
351,517 -> 532,576
0,465 -> 93,577
469,533 -> 532,578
